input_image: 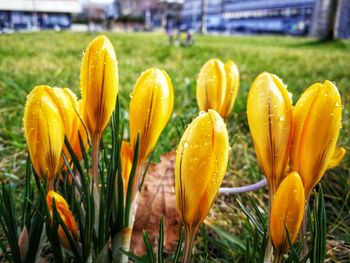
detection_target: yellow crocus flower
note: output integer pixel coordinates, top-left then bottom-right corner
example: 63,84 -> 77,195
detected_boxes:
175,109 -> 229,262
220,60 -> 240,118
270,172 -> 305,257
196,58 -> 226,113
247,72 -> 293,195
46,190 -> 79,248
129,68 -> 174,163
80,35 -> 118,140
23,85 -> 65,183
291,80 -> 343,197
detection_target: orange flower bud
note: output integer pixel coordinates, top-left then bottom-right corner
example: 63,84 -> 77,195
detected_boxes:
46,190 -> 78,248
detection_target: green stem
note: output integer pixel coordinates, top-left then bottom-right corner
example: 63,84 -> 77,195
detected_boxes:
299,197 -> 309,260
112,227 -> 132,263
273,249 -> 282,263
91,135 -> 100,186
182,227 -> 198,263
91,135 -> 101,234
264,187 -> 275,263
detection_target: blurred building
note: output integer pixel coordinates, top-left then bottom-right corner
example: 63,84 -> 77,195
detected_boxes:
223,0 -> 315,35
335,0 -> 350,38
180,0 -> 350,38
81,0 -> 119,23
0,0 -> 82,30
181,0 -> 315,34
181,0 -> 225,31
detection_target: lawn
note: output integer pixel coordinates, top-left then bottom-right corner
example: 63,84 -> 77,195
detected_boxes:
0,31 -> 349,261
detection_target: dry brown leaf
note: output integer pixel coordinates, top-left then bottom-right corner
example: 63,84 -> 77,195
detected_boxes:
131,151 -> 181,257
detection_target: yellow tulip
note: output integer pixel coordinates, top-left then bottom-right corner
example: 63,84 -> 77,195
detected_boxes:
175,109 -> 229,262
121,140 -> 133,193
220,60 -> 240,118
23,85 -> 65,183
196,58 -> 226,113
290,81 -> 342,197
46,190 -> 79,248
270,172 -> 305,255
175,109 -> 229,231
80,35 -> 118,140
129,68 -> 174,163
247,72 -> 293,195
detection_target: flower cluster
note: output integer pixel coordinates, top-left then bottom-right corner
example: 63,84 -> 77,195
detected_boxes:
3,35 -> 344,263
247,72 -> 344,259
21,35 -> 174,259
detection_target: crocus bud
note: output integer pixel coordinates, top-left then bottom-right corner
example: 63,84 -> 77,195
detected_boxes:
80,35 -> 118,140
291,81 -> 342,197
196,59 -> 226,113
121,140 -> 133,192
175,110 -> 229,232
46,190 -> 78,248
219,60 -> 240,118
23,85 -> 65,182
129,68 -> 174,162
247,72 -> 293,195
270,172 -> 305,254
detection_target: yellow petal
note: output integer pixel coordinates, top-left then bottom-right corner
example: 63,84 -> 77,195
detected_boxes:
23,85 -> 65,181
80,35 -> 118,139
44,87 -> 83,169
196,59 -> 226,113
46,190 -> 78,248
121,140 -> 133,193
327,147 -> 346,169
270,172 -> 305,254
291,80 -> 342,196
69,99 -> 90,162
46,87 -> 79,141
247,72 -> 293,194
175,110 -> 229,231
129,68 -> 174,162
220,60 -> 240,118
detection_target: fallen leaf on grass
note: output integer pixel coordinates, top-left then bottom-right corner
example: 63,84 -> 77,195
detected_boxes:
131,151 -> 181,257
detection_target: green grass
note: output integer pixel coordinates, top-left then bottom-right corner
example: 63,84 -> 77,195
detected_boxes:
0,31 -> 349,261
